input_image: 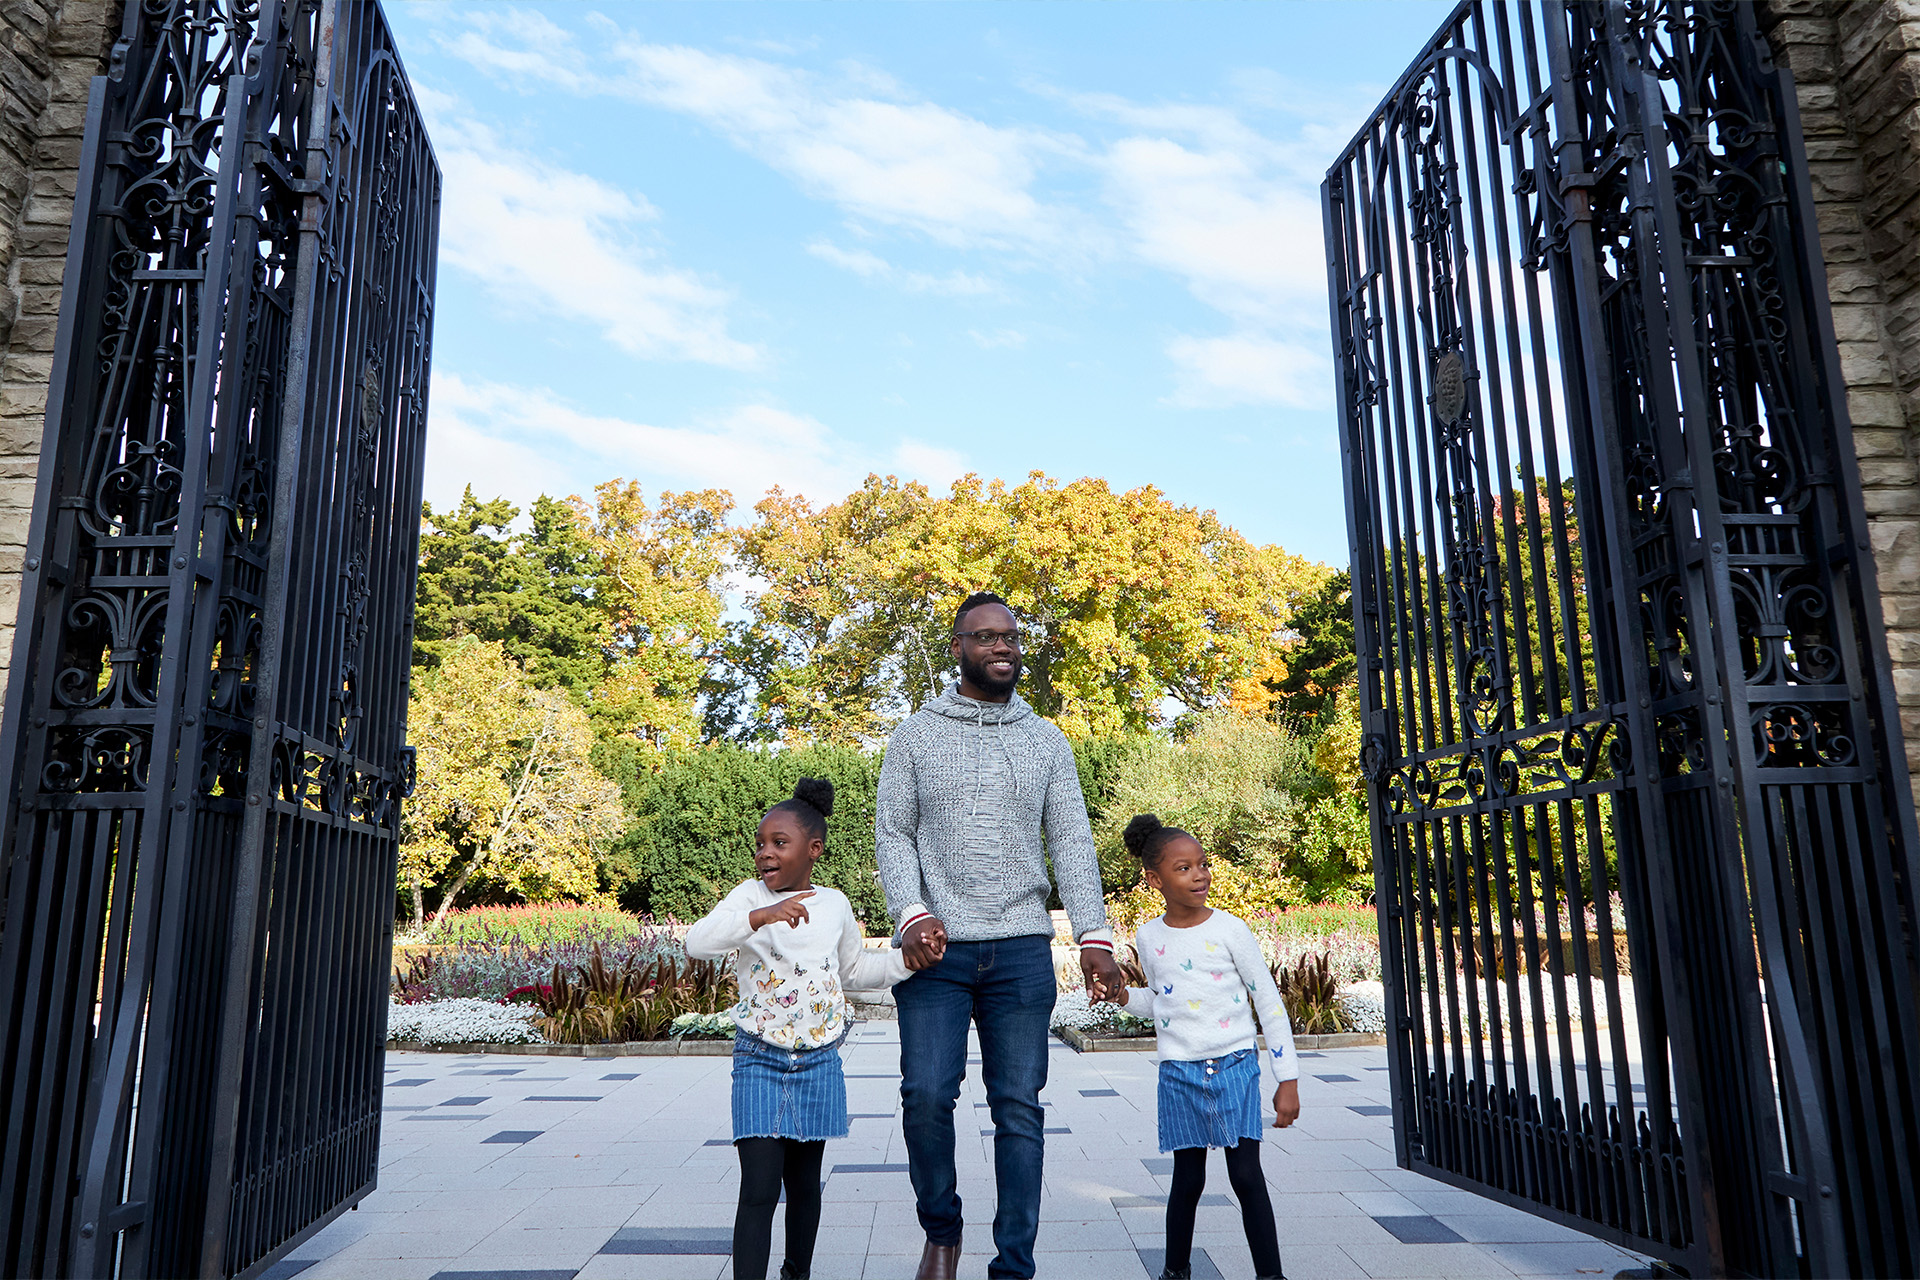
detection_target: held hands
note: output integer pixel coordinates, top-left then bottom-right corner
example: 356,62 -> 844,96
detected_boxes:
1272,1078 -> 1301,1129
902,917 -> 948,970
1081,947 -> 1124,1004
748,890 -> 815,931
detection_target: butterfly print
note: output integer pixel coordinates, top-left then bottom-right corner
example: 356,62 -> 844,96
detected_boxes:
1180,959 -> 1194,971
1161,1018 -> 1172,1028
1210,971 -> 1224,981
774,990 -> 800,1007
1218,1017 -> 1231,1029
756,973 -> 783,993
1205,941 -> 1219,953
1187,999 -> 1202,1011
1232,993 -> 1243,1005
1154,945 -> 1167,956
1161,983 -> 1174,995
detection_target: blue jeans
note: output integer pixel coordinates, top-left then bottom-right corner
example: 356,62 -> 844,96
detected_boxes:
895,934 -> 1056,1279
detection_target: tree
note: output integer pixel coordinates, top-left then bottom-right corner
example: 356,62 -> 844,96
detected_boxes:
412,490 -> 612,699
728,471 -> 1331,742
1268,569 -> 1357,727
572,481 -> 736,748
401,639 -> 625,931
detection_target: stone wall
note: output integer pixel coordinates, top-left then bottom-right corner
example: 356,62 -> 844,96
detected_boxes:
1763,0 -> 1920,795
0,0 -> 118,692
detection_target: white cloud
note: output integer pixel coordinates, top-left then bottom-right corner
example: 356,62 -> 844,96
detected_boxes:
425,374 -> 968,512
807,241 -> 999,296
967,328 -> 1026,349
1164,334 -> 1329,410
442,19 -> 1075,252
422,101 -> 758,369
1101,136 -> 1324,328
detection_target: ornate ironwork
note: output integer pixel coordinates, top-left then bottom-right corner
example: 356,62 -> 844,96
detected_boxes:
0,1 -> 438,1276
1327,3 -> 1920,1276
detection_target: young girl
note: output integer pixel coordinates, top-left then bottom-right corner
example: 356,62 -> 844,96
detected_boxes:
1106,813 -> 1300,1280
684,778 -> 908,1280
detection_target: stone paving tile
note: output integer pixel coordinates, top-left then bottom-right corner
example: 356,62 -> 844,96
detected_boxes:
269,1033 -> 1654,1280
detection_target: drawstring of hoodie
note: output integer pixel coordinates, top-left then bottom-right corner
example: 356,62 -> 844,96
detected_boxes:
962,696 -> 1020,821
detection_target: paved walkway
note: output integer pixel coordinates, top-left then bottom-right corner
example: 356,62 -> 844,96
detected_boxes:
274,1023 -> 1649,1280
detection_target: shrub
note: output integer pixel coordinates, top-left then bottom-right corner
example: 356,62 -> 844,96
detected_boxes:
1275,951 -> 1348,1035
601,743 -> 889,932
1245,904 -> 1382,985
531,944 -> 737,1044
392,917 -> 689,1003
421,904 -> 644,947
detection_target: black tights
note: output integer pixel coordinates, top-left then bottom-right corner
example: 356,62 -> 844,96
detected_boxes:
1166,1140 -> 1284,1278
733,1138 -> 825,1280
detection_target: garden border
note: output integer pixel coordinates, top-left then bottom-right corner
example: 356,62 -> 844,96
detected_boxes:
1052,1029 -> 1386,1053
386,1038 -> 734,1057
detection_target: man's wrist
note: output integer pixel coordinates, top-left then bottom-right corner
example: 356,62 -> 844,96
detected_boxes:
1076,927 -> 1115,953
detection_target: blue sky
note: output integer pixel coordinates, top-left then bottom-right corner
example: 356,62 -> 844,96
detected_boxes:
386,1 -> 1451,567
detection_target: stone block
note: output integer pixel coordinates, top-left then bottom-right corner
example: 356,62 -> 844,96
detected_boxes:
0,504 -> 28,544
1885,628 -> 1920,669
0,476 -> 34,509
1851,427 -> 1911,459
1829,302 -> 1884,343
0,354 -> 50,385
1894,664 -> 1920,705
1809,159 -> 1866,204
1824,267 -> 1885,302
1879,590 -> 1920,632
1858,455 -> 1919,489
15,257 -> 61,287
1839,341 -> 1895,386
1847,388 -> 1907,429
1849,53 -> 1920,139
6,312 -> 56,353
0,544 -> 20,575
1866,486 -> 1920,517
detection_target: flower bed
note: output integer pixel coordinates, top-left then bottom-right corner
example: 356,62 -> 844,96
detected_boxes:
386,998 -> 544,1047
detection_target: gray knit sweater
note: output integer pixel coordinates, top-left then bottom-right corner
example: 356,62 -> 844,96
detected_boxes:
875,685 -> 1110,943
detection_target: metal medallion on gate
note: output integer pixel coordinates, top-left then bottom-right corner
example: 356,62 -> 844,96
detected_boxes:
1432,349 -> 1465,425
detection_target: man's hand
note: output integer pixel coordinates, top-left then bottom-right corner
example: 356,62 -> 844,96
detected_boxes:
902,916 -> 948,970
748,890 -> 815,932
1272,1078 -> 1300,1129
1081,946 -> 1123,1004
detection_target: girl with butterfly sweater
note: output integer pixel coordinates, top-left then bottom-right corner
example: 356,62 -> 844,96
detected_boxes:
684,778 -> 909,1280
1108,814 -> 1298,1280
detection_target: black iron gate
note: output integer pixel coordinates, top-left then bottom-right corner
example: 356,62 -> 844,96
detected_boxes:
1326,3 -> 1920,1276
0,1 -> 438,1276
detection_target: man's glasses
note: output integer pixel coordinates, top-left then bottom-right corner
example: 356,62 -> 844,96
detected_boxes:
956,628 -> 1022,648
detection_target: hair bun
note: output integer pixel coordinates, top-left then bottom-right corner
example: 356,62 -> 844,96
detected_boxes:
791,776 -> 835,819
1122,813 -> 1164,860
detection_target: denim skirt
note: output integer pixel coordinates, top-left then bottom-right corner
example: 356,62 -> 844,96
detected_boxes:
732,1031 -> 849,1142
1157,1048 -> 1263,1152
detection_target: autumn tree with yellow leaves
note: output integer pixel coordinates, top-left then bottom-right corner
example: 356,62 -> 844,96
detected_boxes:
401,638 -> 626,931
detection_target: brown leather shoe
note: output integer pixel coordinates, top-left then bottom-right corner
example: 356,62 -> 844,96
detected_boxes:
914,1236 -> 960,1280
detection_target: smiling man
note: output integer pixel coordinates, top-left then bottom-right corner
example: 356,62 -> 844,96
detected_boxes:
875,591 -> 1122,1280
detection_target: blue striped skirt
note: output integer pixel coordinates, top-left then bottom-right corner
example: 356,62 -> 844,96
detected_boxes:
732,1031 -> 849,1142
1157,1048 -> 1263,1152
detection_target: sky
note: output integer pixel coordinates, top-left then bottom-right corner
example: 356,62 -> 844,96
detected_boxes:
385,1 -> 1454,567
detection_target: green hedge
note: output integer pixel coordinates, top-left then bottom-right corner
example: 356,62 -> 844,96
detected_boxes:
603,743 -> 887,931
598,736 -> 1142,934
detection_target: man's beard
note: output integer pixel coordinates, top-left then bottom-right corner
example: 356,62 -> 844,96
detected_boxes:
959,649 -> 1022,698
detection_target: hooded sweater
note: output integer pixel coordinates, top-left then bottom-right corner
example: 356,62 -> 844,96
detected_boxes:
875,685 -> 1113,947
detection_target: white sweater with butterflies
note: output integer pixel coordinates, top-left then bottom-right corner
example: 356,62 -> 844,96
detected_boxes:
1123,910 -> 1299,1082
685,880 -> 910,1050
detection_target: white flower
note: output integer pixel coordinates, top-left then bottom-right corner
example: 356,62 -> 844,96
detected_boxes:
387,998 -> 545,1047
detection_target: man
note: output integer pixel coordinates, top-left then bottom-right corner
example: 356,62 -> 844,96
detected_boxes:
876,592 -> 1124,1280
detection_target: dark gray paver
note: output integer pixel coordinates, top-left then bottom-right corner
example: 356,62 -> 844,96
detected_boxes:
1136,1247 -> 1223,1278
1374,1215 -> 1468,1244
482,1131 -> 543,1144
601,1227 -> 732,1255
